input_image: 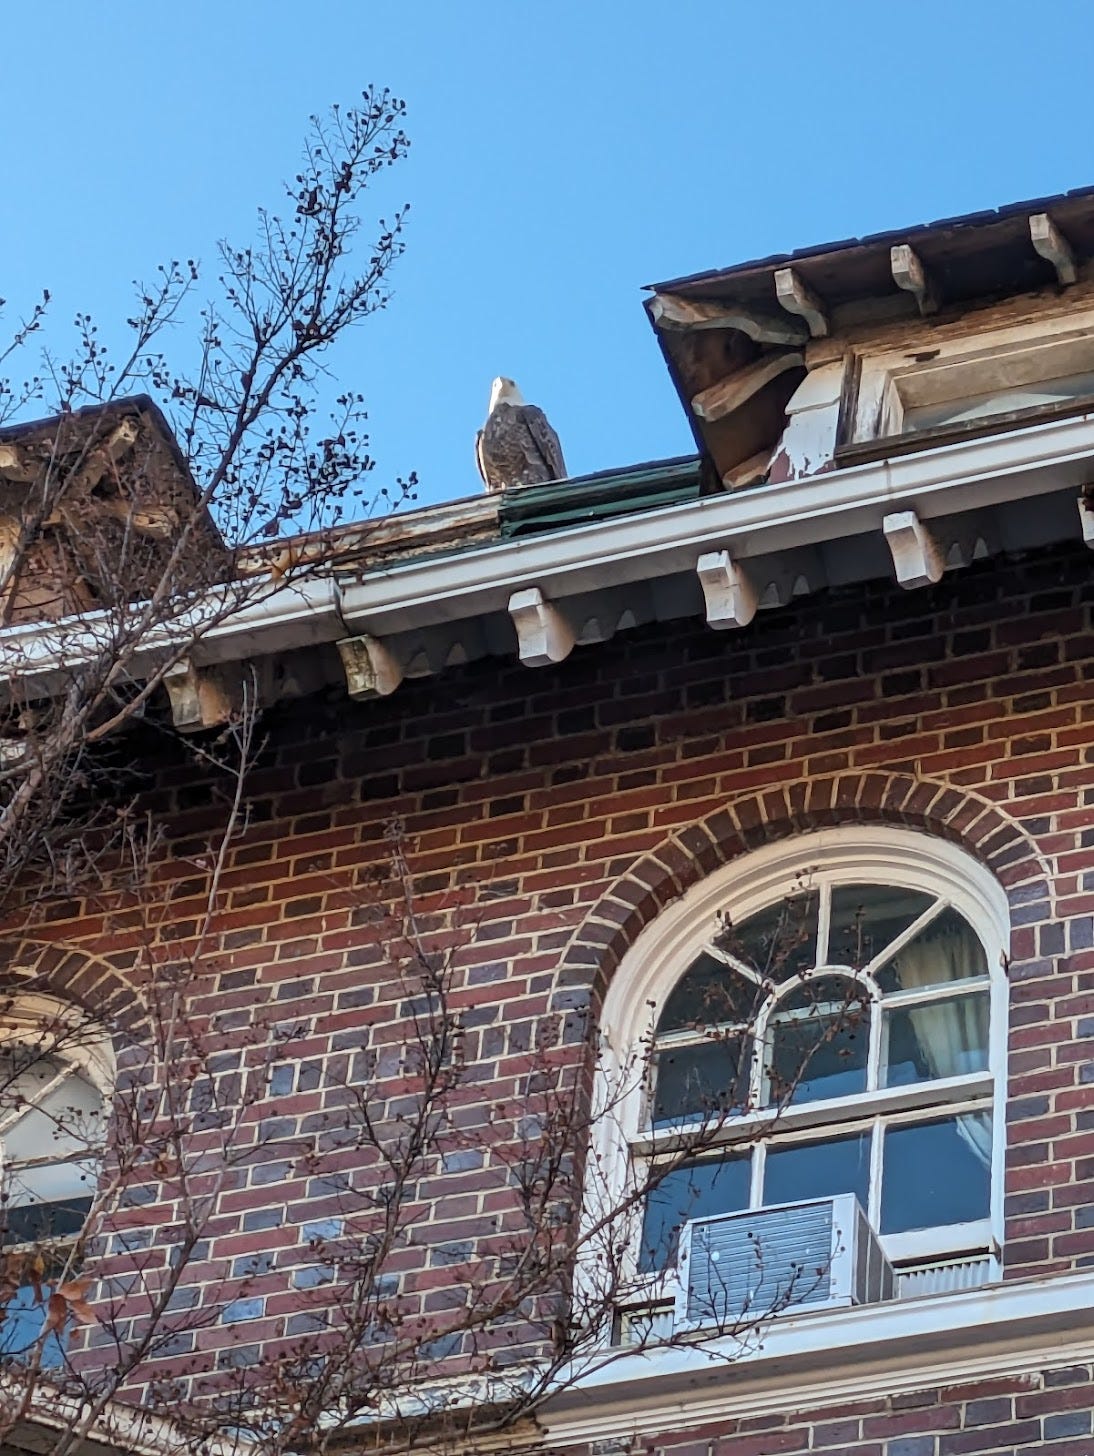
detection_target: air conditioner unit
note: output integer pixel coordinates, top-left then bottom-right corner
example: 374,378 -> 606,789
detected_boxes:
674,1193 -> 895,1332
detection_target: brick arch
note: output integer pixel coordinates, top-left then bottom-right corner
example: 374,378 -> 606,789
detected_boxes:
0,938 -> 149,1045
561,771 -> 1051,999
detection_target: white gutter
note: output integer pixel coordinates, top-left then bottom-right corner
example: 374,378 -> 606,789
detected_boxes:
1,410 -> 1092,691
336,408 -> 1094,635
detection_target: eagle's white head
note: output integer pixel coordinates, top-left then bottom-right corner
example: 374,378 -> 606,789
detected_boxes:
488,376 -> 526,413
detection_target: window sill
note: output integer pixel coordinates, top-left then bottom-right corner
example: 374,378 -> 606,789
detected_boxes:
544,1268 -> 1094,1445
835,391 -> 1094,468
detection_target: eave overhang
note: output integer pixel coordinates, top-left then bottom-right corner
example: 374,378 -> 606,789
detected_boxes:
0,408 -> 1091,727
650,185 -> 1094,316
646,186 -> 1094,487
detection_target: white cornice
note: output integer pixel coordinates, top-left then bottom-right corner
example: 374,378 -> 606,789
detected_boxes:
1,410 -> 1093,698
540,1270 -> 1094,1447
335,409 -> 1094,636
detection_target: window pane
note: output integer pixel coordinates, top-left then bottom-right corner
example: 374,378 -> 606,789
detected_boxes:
6,1158 -> 99,1210
880,1115 -> 992,1234
713,891 -> 819,983
828,884 -> 934,971
653,1035 -> 752,1127
905,370 -> 1094,432
639,1156 -> 750,1273
766,976 -> 869,1105
763,1131 -> 871,1213
657,953 -> 760,1034
3,1195 -> 93,1245
875,906 -> 988,993
883,990 -> 990,1088
3,1067 -> 104,1165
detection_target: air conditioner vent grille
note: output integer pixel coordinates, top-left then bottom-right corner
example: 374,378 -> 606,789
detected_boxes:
683,1200 -> 834,1327
675,1194 -> 894,1331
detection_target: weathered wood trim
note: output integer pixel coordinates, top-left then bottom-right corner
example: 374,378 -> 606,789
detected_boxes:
774,268 -> 828,338
721,447 -> 773,490
648,293 -> 809,346
836,390 -> 1094,466
691,353 -> 804,423
1030,213 -> 1077,286
891,244 -> 938,315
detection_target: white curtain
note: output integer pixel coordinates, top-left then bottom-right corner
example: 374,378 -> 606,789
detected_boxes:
892,919 -> 992,1168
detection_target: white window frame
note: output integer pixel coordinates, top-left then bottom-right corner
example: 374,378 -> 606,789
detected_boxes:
0,993 -> 113,1247
592,826 -> 1010,1312
850,305 -> 1094,442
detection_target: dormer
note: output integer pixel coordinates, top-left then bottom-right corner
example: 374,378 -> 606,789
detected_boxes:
646,188 -> 1094,491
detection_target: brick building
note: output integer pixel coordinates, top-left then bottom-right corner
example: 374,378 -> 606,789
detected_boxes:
4,191 -> 1094,1455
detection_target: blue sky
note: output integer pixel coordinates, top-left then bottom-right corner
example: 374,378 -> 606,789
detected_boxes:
2,1 -> 1094,510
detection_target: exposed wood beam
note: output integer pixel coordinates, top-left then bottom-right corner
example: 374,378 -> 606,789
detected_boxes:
890,244 -> 938,315
722,447 -> 773,491
337,634 -> 403,699
508,587 -> 575,667
882,510 -> 943,589
691,353 -> 804,424
774,268 -> 828,338
648,293 -> 809,347
1030,213 -> 1077,286
697,550 -> 758,629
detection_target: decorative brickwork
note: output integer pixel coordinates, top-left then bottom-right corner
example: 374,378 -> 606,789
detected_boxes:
0,936 -> 149,1039
559,769 -> 1049,998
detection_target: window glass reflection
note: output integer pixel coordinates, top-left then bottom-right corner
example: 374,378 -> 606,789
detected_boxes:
883,990 -> 989,1089
653,1036 -> 752,1127
640,1157 -> 750,1272
875,906 -> 987,993
763,1131 -> 871,1213
766,976 -> 869,1105
904,370 -> 1094,432
880,1115 -> 991,1233
714,891 -> 819,983
657,953 -> 759,1034
828,884 -> 934,971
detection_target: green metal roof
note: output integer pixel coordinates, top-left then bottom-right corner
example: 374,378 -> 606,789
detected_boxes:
498,455 -> 702,538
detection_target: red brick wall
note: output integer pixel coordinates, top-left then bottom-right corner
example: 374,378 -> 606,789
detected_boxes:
622,1362 -> 1094,1455
16,541 -> 1094,1410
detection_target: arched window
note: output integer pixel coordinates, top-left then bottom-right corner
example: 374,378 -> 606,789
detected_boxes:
0,996 -> 112,1366
597,828 -> 1008,1324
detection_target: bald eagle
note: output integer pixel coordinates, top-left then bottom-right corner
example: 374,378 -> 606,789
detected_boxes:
475,377 -> 567,492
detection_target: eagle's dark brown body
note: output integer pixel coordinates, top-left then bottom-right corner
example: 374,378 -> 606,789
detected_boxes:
476,401 -> 567,492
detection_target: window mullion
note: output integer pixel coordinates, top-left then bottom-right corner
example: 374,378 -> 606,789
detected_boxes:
817,882 -> 832,966
883,976 -> 989,1008
750,1142 -> 765,1208
867,981 -> 883,1093
0,1064 -> 73,1137
868,1113 -> 884,1226
863,896 -> 945,979
750,996 -> 771,1110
